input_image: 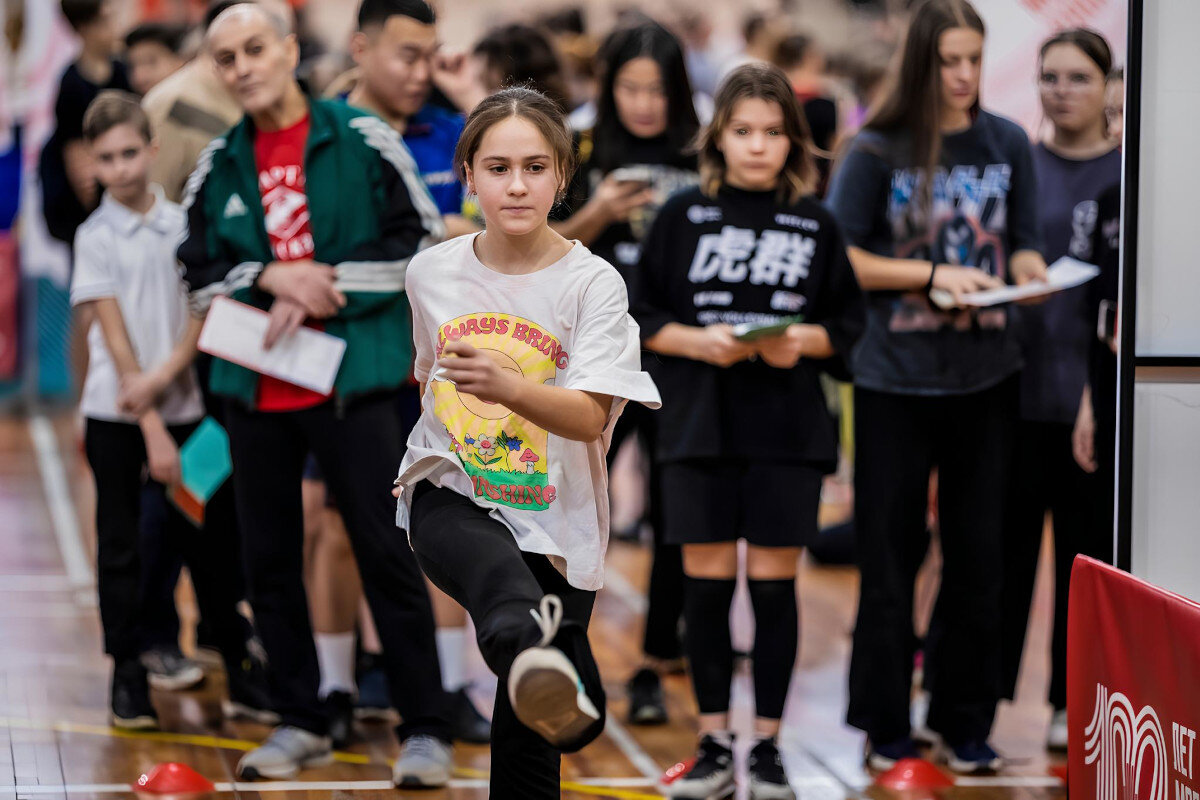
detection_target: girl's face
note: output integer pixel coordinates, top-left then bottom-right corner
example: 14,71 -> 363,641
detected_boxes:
938,27 -> 984,118
1105,77 -> 1124,141
464,116 -> 563,237
612,57 -> 669,139
717,97 -> 790,191
1039,43 -> 1107,135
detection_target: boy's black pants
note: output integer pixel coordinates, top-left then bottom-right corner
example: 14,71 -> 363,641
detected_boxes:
225,393 -> 449,743
847,379 -> 1015,746
408,482 -> 604,800
84,418 -> 248,668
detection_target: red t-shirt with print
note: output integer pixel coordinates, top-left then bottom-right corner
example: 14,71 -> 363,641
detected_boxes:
253,114 -> 332,412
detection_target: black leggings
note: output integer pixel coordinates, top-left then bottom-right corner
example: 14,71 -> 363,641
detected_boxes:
408,483 -> 605,800
1000,420 -> 1107,709
848,379 -> 1015,746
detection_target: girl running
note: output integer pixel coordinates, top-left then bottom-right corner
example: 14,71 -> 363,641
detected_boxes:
634,63 -> 865,799
392,86 -> 661,800
827,0 -> 1047,774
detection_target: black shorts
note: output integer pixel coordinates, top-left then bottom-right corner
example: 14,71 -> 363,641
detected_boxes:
660,459 -> 823,548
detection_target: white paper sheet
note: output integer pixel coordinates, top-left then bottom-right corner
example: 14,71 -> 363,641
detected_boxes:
930,257 -> 1101,309
198,296 -> 346,394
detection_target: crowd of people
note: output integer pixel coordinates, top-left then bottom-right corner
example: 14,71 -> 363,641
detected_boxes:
42,0 -> 1126,797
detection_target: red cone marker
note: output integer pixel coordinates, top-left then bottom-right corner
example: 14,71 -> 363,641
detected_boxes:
133,763 -> 215,794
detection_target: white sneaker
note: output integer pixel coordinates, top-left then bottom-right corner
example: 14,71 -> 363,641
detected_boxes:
507,595 -> 600,748
1047,709 -> 1068,751
236,726 -> 333,780
392,734 -> 453,787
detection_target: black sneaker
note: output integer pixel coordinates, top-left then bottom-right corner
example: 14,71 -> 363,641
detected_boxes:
324,690 -> 354,749
111,660 -> 158,730
222,656 -> 280,725
866,737 -> 921,771
748,737 -> 796,800
353,653 -> 394,721
140,645 -> 204,691
449,687 -> 491,744
626,667 -> 667,725
662,733 -> 735,799
942,739 -> 1003,774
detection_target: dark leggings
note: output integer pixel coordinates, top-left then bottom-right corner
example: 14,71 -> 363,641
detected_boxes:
408,483 -> 606,800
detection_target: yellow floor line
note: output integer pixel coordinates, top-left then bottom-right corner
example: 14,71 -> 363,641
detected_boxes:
0,717 -> 662,798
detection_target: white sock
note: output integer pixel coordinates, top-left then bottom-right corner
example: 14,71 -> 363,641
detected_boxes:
315,631 -> 356,700
436,627 -> 467,692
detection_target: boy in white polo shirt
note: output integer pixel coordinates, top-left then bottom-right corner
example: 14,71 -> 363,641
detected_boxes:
71,91 -> 272,729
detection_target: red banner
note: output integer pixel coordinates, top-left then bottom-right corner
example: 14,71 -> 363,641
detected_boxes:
0,234 -> 18,381
1068,556 -> 1200,800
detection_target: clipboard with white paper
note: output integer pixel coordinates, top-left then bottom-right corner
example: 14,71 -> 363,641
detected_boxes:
198,296 -> 346,394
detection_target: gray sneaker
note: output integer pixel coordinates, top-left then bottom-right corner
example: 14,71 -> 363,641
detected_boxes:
236,725 -> 334,780
140,646 -> 204,691
392,733 -> 453,787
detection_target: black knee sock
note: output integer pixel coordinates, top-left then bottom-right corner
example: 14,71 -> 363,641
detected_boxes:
683,576 -> 737,715
748,578 -> 798,720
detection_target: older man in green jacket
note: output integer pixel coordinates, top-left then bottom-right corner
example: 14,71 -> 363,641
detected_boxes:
178,3 -> 453,786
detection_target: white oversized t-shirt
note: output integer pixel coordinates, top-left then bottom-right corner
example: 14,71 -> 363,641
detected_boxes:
395,233 -> 661,591
70,187 -> 204,425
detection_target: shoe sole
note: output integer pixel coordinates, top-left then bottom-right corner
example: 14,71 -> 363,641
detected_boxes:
237,752 -> 334,781
629,705 -> 668,726
939,745 -> 1002,775
508,649 -> 599,748
146,667 -> 205,692
661,778 -> 735,800
394,771 -> 451,788
110,714 -> 158,731
221,699 -> 281,726
748,777 -> 798,800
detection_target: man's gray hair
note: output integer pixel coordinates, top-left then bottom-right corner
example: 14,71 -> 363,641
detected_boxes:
207,2 -> 291,42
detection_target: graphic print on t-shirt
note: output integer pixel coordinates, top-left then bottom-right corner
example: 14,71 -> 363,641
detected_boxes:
431,312 -> 567,511
887,164 -> 1010,333
259,164 -> 315,261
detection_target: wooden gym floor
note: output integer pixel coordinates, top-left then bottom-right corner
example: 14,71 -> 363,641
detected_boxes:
0,411 -> 1066,799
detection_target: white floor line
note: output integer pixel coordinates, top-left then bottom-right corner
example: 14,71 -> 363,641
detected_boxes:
29,414 -> 92,590
601,564 -> 648,615
956,776 -> 1064,787
2,776 -> 660,794
603,715 -> 663,782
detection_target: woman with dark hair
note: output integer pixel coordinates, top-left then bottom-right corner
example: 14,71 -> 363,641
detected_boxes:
826,0 -> 1047,774
472,23 -> 571,112
554,20 -> 703,728
1004,27 -> 1121,752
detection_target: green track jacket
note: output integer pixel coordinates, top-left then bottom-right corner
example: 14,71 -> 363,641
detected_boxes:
177,98 -> 446,407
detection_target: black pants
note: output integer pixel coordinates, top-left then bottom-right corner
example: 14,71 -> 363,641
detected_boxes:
138,485 -> 183,649
84,418 -> 248,667
408,483 -> 603,800
225,393 -> 448,741
608,403 -> 683,661
847,379 -> 1015,745
1001,420 -> 1107,709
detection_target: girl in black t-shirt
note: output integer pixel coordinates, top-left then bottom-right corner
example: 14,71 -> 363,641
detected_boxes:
826,0 -> 1047,774
556,21 -> 703,727
634,63 -> 864,800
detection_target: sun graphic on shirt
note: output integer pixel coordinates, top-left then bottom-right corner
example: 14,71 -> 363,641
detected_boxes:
430,312 -> 566,511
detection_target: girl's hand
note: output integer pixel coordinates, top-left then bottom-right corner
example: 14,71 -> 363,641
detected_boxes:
1010,250 -> 1050,306
691,324 -> 756,367
930,265 -> 1004,307
263,298 -> 309,350
143,419 -> 182,487
437,339 -> 518,405
593,175 -> 655,224
118,369 -> 168,417
1072,387 -> 1098,473
755,324 -> 806,369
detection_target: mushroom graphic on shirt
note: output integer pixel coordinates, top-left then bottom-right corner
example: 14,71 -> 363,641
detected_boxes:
520,449 -> 539,474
